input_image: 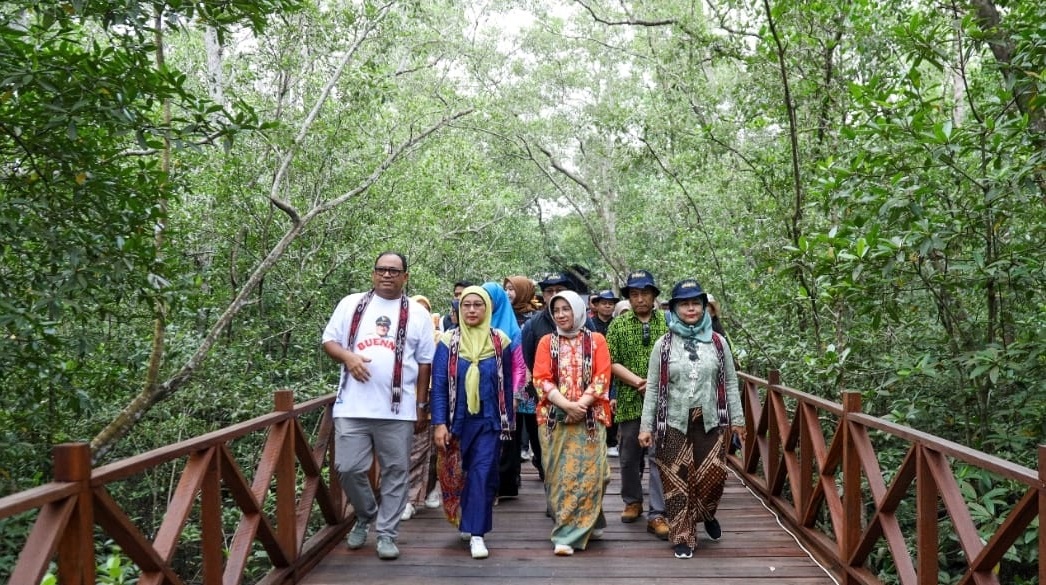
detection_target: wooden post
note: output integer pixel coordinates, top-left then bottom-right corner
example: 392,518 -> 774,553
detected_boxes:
767,370 -> 781,488
798,400 -> 812,525
323,404 -> 344,516
841,391 -> 862,585
275,390 -> 298,561
916,445 -> 938,584
200,448 -> 222,585
1039,445 -> 1045,585
53,443 -> 95,585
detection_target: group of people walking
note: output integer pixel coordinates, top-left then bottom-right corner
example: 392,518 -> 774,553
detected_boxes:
321,252 -> 744,562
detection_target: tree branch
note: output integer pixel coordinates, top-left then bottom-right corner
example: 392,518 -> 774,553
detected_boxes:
638,136 -> 728,296
763,0 -> 822,342
520,137 -> 626,274
574,0 -> 677,27
266,5 -> 390,224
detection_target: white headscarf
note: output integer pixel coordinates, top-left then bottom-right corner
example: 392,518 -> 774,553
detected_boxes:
548,290 -> 587,338
612,299 -> 631,318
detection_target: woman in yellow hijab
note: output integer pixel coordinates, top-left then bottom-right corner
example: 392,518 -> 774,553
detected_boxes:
430,286 -> 514,560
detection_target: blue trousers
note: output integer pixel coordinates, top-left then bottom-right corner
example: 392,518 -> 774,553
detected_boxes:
457,418 -> 502,537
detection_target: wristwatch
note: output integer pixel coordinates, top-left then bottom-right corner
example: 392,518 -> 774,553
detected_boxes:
416,402 -> 429,410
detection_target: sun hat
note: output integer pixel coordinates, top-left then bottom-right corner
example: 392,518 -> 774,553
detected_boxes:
667,278 -> 707,310
620,269 -> 660,298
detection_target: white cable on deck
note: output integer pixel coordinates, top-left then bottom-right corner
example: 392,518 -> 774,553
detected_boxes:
727,465 -> 842,585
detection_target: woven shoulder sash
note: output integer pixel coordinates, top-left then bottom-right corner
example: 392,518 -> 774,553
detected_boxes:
448,329 -> 511,440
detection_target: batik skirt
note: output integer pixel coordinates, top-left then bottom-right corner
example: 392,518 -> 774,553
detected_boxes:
405,425 -> 433,506
540,421 -> 609,550
654,407 -> 727,549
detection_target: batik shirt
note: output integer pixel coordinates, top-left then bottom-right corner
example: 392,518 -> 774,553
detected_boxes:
605,309 -> 668,423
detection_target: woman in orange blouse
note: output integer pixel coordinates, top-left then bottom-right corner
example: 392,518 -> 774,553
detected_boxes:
532,290 -> 613,556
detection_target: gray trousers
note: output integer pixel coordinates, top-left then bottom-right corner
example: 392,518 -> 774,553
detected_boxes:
618,419 -> 665,519
334,417 -> 414,540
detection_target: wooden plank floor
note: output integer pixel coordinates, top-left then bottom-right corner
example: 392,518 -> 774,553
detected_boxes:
302,456 -> 839,584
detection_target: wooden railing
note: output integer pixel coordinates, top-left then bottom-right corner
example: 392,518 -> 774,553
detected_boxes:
0,390 -> 349,585
729,370 -> 1045,585
3,377 -> 1044,585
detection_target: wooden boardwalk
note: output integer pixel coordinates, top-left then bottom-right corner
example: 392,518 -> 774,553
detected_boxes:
301,455 -> 839,584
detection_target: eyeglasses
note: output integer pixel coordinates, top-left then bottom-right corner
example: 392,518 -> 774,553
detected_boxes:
642,322 -> 651,345
373,266 -> 405,276
684,339 -> 700,362
460,302 -> 485,310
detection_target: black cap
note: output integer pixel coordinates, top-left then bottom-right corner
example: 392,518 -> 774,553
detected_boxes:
594,289 -> 620,303
537,271 -> 573,290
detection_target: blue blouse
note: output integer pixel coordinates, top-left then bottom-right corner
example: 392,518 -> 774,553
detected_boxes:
430,341 -> 515,436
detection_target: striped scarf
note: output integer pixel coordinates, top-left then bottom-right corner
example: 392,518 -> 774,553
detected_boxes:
654,332 -> 728,449
344,290 -> 410,413
448,329 -> 512,440
546,330 -> 597,440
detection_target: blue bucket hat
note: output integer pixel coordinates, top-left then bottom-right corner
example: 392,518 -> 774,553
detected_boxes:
620,269 -> 660,298
668,278 -> 707,310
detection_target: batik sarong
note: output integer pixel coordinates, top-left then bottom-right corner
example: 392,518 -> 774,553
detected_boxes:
406,425 -> 433,506
654,407 -> 726,549
541,421 -> 609,550
436,437 -> 464,527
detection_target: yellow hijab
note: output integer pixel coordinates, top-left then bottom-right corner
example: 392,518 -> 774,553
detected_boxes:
455,286 -> 493,414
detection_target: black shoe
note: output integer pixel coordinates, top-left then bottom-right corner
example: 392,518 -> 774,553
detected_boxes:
673,543 -> 693,559
704,519 -> 722,541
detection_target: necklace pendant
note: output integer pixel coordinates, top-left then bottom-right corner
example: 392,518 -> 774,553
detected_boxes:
688,369 -> 700,380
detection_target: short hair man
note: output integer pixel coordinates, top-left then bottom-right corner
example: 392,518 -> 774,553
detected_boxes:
322,251 -> 436,560
588,289 -> 621,454
605,270 -> 669,539
441,280 -> 473,331
589,289 -> 620,335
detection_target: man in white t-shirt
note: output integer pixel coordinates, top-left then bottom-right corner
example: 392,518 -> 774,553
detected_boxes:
322,251 -> 436,560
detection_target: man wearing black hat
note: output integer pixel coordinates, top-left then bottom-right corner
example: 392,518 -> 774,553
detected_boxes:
589,289 -> 621,455
605,269 -> 670,539
589,289 -> 619,335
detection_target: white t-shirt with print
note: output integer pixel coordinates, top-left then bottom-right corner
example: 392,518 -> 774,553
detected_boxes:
322,292 -> 436,421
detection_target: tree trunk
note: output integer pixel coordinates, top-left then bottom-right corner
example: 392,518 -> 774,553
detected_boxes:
89,31 -> 475,459
204,26 -> 225,107
968,0 -> 1046,135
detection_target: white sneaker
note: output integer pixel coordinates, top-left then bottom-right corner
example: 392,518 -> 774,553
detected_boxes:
554,543 -> 574,556
424,488 -> 441,509
399,502 -> 415,521
520,449 -> 532,461
607,446 -> 619,457
470,536 -> 489,559
591,528 -> 604,540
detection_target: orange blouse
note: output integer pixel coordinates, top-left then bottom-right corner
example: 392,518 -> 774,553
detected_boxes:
532,331 -> 613,427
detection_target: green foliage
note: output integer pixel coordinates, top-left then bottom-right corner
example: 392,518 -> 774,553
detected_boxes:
0,0 -> 1043,582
